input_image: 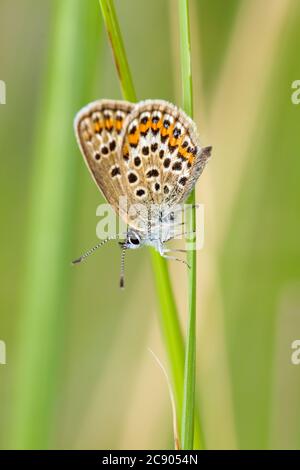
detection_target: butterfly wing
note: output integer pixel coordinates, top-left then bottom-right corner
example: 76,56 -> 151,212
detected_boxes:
74,99 -> 135,220
119,100 -> 212,229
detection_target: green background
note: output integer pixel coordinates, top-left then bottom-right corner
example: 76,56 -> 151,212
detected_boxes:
0,0 -> 300,449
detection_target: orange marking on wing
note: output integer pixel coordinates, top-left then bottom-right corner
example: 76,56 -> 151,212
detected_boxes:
151,119 -> 163,131
177,146 -> 190,159
139,122 -> 150,134
115,119 -> 123,132
188,154 -> 195,165
169,136 -> 180,147
160,123 -> 174,138
128,133 -> 139,145
94,121 -> 103,133
105,118 -> 113,130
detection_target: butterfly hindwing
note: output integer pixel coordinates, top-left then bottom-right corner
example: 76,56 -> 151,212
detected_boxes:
118,100 -> 211,229
119,100 -> 211,206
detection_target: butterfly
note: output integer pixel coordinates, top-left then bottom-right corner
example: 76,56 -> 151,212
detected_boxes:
72,99 -> 212,287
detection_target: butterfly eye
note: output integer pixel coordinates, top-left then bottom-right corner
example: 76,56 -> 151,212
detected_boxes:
129,237 -> 140,246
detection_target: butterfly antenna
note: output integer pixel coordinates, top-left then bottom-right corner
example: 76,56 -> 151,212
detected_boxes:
72,237 -> 115,265
119,244 -> 127,289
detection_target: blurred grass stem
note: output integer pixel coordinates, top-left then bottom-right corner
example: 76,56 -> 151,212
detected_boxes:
10,0 -> 100,448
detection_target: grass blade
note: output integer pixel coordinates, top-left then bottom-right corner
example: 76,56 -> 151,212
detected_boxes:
99,0 -> 136,102
99,0 -> 203,447
178,0 -> 198,450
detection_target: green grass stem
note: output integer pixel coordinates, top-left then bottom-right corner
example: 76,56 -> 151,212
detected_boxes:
178,0 -> 199,450
99,0 -> 203,449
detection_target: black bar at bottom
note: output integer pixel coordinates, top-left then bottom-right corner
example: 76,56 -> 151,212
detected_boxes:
0,449 -> 296,466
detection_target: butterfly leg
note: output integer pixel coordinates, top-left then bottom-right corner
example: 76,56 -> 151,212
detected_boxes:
160,219 -> 197,235
161,253 -> 191,269
163,248 -> 188,254
172,229 -> 196,237
162,229 -> 196,243
161,246 -> 191,268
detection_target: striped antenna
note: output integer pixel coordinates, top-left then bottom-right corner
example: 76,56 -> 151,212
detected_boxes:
72,236 -> 115,265
119,244 -> 127,289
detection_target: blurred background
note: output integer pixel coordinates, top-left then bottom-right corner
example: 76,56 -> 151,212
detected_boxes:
0,0 -> 300,450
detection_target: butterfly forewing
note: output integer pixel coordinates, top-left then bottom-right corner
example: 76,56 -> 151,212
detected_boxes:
74,99 -> 134,219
